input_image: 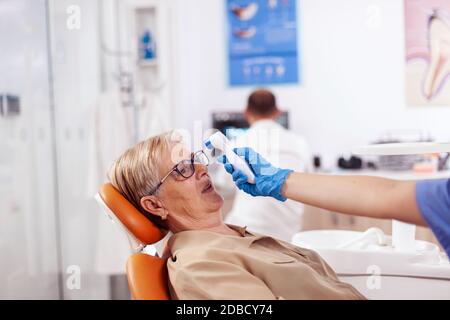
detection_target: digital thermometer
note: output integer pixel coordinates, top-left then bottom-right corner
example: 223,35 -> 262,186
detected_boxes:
204,132 -> 256,184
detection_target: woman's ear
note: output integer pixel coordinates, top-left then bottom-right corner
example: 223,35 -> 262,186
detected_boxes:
140,195 -> 168,220
244,109 -> 252,122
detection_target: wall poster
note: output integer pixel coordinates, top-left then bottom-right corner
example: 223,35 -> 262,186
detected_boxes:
405,0 -> 450,106
226,0 -> 300,86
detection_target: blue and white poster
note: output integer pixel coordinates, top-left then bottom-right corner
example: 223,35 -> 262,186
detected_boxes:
226,0 -> 300,86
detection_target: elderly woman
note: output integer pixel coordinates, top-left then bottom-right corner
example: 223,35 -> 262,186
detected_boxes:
108,131 -> 365,300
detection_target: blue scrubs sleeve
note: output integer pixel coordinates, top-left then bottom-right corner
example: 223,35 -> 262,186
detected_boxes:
416,179 -> 450,258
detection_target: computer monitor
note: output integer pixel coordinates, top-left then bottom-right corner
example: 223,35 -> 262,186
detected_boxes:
212,111 -> 289,140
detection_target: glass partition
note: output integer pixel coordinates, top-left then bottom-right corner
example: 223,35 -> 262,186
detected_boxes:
0,0 -> 60,299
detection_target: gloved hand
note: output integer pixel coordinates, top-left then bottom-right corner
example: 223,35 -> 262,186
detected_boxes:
217,147 -> 293,202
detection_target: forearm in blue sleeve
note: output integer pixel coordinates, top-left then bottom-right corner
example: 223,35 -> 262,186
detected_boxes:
416,179 -> 450,258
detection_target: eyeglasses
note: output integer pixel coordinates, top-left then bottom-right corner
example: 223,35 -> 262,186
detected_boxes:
150,150 -> 210,195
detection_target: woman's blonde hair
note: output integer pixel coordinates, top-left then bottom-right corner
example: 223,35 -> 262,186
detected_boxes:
108,130 -> 183,229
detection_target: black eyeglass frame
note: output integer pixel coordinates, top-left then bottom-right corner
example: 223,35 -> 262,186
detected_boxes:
150,150 -> 209,195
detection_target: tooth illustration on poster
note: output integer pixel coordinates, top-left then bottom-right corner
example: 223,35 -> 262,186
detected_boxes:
405,0 -> 450,106
231,2 -> 259,21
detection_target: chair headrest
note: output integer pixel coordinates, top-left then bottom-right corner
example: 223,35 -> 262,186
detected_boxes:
98,183 -> 166,245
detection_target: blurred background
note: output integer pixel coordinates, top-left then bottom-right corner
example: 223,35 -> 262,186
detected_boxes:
1,0 -> 449,299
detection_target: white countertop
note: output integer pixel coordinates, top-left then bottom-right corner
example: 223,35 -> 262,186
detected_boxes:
328,169 -> 450,181
353,142 -> 450,156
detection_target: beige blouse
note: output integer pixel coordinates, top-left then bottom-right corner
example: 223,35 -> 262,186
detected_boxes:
167,225 -> 366,300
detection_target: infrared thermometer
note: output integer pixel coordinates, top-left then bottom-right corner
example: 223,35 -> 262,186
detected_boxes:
204,131 -> 256,184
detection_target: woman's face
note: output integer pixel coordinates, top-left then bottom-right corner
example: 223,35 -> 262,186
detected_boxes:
151,145 -> 224,230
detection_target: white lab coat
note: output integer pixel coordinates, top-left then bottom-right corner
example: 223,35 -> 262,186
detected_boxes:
222,119 -> 311,242
87,90 -> 168,275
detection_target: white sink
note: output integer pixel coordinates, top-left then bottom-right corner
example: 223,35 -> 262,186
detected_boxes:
292,229 -> 450,299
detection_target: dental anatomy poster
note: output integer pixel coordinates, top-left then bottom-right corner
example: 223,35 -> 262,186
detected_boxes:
226,0 -> 299,86
405,0 -> 450,106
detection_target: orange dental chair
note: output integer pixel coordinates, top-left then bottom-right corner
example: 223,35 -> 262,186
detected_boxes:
96,183 -> 170,300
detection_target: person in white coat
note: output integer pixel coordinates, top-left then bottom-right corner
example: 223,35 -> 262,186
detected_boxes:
223,89 -> 311,242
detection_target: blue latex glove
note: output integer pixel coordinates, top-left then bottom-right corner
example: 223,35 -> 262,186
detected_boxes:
217,147 -> 293,202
